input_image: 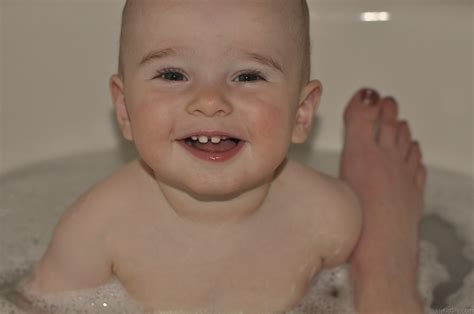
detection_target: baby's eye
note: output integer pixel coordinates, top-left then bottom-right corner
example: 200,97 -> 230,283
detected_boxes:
234,71 -> 265,82
154,69 -> 187,81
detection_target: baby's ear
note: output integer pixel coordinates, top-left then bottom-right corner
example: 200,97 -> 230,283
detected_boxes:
110,75 -> 133,141
291,80 -> 322,143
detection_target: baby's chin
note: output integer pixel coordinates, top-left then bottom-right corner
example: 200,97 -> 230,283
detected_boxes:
181,180 -> 260,202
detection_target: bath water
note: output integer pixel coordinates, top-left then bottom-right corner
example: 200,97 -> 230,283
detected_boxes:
0,148 -> 472,313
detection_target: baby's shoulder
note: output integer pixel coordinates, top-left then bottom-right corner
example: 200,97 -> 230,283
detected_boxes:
61,160 -> 148,226
281,159 -> 357,205
279,159 -> 362,268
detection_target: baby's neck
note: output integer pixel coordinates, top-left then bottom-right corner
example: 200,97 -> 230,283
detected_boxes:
155,179 -> 273,226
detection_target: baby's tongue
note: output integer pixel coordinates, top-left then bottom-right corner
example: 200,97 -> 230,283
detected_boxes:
194,140 -> 237,153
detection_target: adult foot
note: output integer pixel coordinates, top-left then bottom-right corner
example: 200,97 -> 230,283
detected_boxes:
340,88 -> 426,313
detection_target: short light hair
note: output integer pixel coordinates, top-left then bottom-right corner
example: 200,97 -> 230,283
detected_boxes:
117,0 -> 311,83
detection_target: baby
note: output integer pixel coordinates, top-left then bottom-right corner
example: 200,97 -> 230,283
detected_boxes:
22,0 -> 426,313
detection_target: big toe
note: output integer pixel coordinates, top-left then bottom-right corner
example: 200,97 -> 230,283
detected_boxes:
343,88 -> 381,139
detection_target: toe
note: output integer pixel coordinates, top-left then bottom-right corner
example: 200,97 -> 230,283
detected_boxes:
343,88 -> 381,142
343,88 -> 380,124
396,120 -> 412,158
379,119 -> 398,148
381,97 -> 399,123
415,164 -> 427,191
378,97 -> 399,148
360,88 -> 381,106
407,141 -> 422,172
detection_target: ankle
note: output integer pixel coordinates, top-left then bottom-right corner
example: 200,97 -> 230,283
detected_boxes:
351,264 -> 424,314
351,258 -> 418,289
350,236 -> 420,282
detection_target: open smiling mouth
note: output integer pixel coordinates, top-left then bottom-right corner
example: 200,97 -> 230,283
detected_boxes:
178,135 -> 245,162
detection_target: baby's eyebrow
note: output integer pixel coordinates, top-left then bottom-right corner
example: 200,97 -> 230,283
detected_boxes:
139,47 -> 180,66
138,47 -> 283,73
240,51 -> 283,73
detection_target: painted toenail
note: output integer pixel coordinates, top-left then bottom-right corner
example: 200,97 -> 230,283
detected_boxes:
361,88 -> 377,106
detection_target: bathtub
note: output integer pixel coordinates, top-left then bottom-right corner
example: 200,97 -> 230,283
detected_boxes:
1,0 -> 473,312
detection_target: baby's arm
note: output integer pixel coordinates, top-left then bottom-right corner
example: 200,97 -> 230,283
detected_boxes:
22,189 -> 113,295
318,181 -> 362,269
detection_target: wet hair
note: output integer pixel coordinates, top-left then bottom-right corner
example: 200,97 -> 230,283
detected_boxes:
117,0 -> 311,83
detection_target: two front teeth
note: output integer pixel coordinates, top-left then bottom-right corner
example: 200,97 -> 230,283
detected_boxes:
190,135 -> 229,144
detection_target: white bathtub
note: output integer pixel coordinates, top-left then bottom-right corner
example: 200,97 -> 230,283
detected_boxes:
1,0 -> 473,312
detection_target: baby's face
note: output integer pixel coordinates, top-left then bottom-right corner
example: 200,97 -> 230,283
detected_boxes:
111,0 -> 321,198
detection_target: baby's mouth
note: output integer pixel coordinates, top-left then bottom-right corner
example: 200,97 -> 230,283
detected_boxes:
182,135 -> 241,153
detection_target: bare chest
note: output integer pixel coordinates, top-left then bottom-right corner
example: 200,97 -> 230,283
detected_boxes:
112,220 -> 322,312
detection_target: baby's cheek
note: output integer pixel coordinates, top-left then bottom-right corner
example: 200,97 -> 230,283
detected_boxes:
250,106 -> 293,166
257,105 -> 292,141
131,102 -> 172,156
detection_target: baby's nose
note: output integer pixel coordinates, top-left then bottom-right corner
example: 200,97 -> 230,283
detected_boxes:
186,86 -> 233,117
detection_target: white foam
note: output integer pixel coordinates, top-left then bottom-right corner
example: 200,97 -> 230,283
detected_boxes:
16,277 -> 143,314
418,241 -> 451,311
446,270 -> 474,309
424,168 -> 474,262
0,298 -> 27,314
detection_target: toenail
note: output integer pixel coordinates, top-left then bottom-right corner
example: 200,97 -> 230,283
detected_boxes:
386,96 -> 397,104
361,88 -> 378,106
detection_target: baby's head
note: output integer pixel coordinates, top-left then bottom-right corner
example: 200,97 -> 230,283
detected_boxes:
118,0 -> 312,85
110,0 -> 321,198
